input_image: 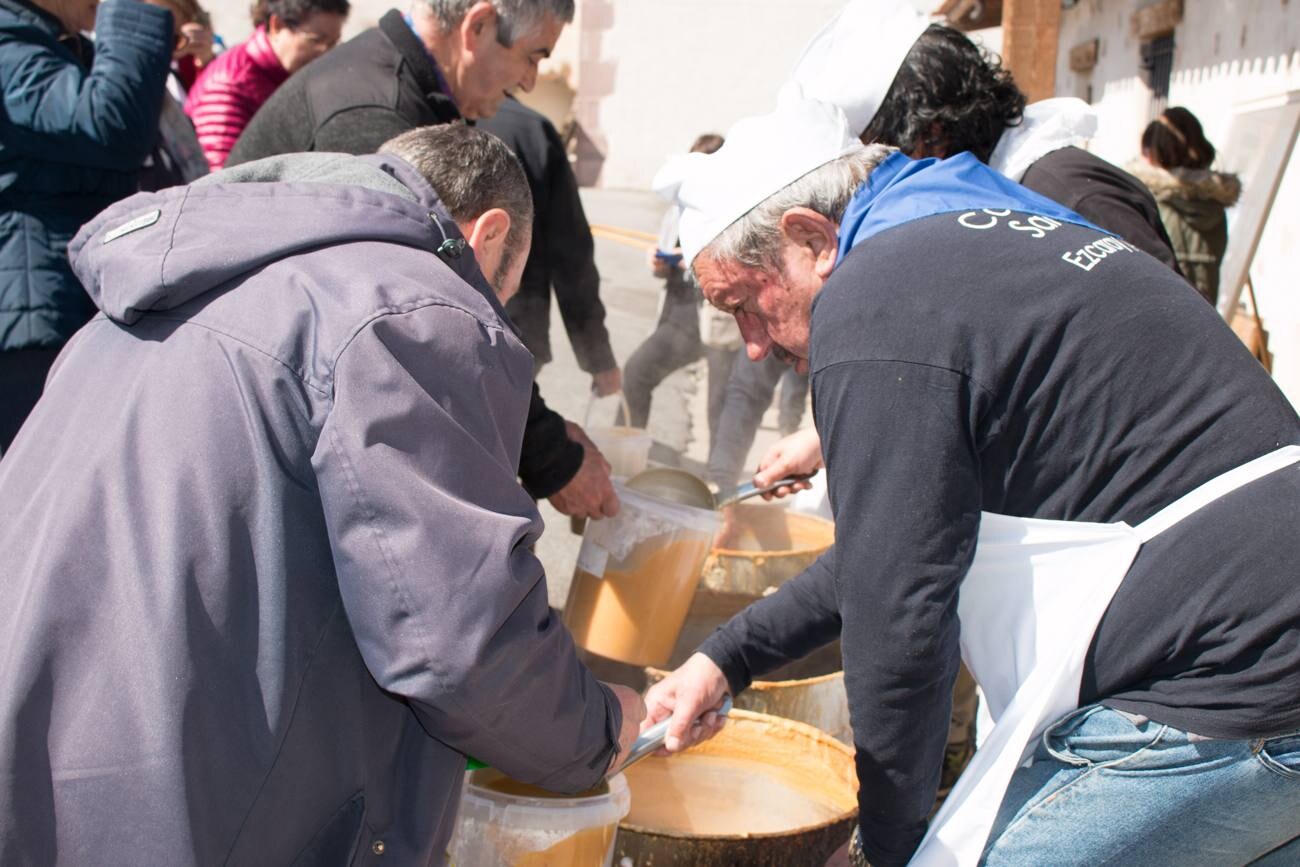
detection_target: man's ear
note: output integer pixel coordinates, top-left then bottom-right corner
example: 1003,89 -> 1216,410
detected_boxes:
465,207 -> 512,272
460,1 -> 497,53
266,12 -> 285,35
779,208 -> 839,279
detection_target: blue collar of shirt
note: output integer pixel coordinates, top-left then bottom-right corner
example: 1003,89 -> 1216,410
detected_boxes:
835,151 -> 1106,266
404,14 -> 456,107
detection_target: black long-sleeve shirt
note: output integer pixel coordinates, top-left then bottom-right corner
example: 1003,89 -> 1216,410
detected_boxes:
483,98 -> 617,375
1021,145 -> 1181,274
700,211 -> 1300,865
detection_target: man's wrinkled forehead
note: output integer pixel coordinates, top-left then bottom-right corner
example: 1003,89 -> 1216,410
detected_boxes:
694,255 -> 770,308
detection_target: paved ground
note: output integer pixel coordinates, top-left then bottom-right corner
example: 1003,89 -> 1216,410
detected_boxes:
533,188 -> 796,607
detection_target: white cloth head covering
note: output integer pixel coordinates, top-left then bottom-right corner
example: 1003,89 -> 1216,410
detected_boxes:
651,153 -> 694,203
790,0 -> 931,135
676,96 -> 864,266
987,97 -> 1099,182
649,153 -> 693,251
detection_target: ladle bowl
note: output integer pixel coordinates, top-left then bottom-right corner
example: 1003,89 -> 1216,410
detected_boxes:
626,467 -> 815,511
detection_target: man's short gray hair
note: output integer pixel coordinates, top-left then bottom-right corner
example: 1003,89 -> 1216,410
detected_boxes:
380,124 -> 533,283
698,144 -> 896,274
424,0 -> 574,46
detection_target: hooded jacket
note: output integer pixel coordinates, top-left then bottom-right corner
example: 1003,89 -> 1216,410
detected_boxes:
0,0 -> 172,351
0,152 -> 620,865
1128,161 -> 1241,305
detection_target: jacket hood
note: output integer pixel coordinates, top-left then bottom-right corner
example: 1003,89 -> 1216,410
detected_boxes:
70,153 -> 483,325
1126,161 -> 1242,207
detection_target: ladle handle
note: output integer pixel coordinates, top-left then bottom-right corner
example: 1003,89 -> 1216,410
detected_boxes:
614,696 -> 733,776
715,472 -> 817,510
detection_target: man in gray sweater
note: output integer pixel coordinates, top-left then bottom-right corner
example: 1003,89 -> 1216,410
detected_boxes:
0,125 -> 642,864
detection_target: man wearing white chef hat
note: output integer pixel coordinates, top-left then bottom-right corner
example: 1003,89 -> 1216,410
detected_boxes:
643,92 -> 1300,866
769,0 -> 1189,804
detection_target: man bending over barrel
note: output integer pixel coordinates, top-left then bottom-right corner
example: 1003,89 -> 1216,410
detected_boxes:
0,125 -> 644,864
644,96 -> 1300,867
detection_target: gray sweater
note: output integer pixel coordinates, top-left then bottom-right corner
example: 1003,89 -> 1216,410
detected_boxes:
0,153 -> 619,865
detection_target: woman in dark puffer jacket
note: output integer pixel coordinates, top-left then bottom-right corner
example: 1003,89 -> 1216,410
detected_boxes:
0,0 -> 172,450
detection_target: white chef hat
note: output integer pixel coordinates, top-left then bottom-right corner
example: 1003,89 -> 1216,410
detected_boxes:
790,0 -> 931,135
677,95 -> 864,267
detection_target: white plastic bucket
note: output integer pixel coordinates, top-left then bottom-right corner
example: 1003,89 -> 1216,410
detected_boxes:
448,770 -> 631,866
586,426 -> 653,479
582,392 -> 652,480
563,484 -> 722,667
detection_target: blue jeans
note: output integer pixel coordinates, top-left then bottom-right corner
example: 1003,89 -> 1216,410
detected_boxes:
982,705 -> 1300,865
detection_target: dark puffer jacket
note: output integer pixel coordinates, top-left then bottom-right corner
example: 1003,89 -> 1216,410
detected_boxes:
0,0 -> 172,351
1128,161 -> 1242,305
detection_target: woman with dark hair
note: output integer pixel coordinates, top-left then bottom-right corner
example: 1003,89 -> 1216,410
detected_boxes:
852,22 -> 1180,272
1130,106 -> 1240,305
183,0 -> 348,169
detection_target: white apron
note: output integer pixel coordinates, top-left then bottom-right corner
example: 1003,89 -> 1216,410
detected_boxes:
913,445 -> 1300,866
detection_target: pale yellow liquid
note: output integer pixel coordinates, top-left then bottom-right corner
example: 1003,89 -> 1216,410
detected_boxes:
621,714 -> 857,838
623,754 -> 845,835
477,773 -> 609,800
472,772 -> 617,866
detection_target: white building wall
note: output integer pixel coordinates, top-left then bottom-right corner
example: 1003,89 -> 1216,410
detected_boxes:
1056,0 -> 1300,405
200,0 -> 847,191
562,0 -> 845,191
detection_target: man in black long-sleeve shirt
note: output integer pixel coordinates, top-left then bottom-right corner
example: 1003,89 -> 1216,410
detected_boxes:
480,98 -> 621,394
775,15 -> 1187,810
646,97 -> 1300,866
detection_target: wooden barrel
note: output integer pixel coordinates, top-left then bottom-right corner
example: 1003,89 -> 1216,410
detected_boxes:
645,661 -> 851,745
615,710 -> 857,866
700,504 -> 834,595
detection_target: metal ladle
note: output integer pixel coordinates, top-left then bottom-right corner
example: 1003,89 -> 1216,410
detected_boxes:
613,695 -> 734,776
627,466 -> 816,511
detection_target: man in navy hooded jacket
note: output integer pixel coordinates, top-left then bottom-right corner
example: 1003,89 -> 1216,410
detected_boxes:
0,125 -> 643,864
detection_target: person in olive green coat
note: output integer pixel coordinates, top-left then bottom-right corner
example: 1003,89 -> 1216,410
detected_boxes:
1131,107 -> 1241,306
